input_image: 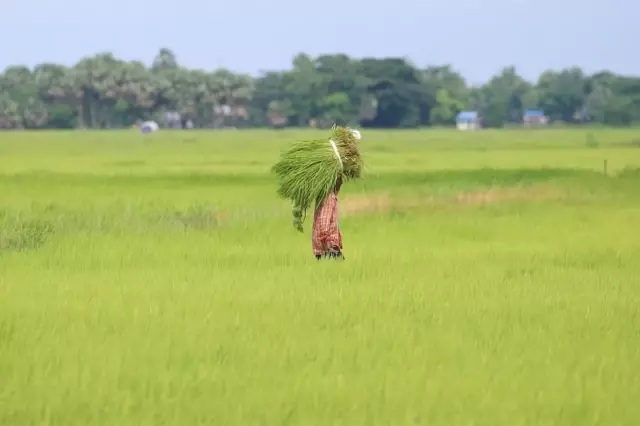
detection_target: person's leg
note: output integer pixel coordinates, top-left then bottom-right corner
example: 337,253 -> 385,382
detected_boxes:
325,195 -> 344,259
312,192 -> 345,261
312,195 -> 332,259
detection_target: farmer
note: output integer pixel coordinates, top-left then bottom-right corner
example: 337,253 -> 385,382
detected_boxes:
312,174 -> 344,260
273,126 -> 361,261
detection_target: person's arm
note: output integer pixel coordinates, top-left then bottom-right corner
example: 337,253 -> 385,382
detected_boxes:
335,174 -> 343,193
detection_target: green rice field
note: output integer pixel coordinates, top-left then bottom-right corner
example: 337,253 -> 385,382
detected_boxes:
1,128 -> 640,425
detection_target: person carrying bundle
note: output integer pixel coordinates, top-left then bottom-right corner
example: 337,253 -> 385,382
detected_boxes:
272,126 -> 363,260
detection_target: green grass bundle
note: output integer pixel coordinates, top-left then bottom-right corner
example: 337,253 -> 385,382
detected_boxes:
272,126 -> 362,230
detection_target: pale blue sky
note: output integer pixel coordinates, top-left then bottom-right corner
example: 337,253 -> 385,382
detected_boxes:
1,0 -> 635,85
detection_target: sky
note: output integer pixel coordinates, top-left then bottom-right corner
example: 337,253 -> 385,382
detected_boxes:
0,0 -> 635,85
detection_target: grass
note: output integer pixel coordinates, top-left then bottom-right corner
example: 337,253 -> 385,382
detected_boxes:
1,128 -> 640,425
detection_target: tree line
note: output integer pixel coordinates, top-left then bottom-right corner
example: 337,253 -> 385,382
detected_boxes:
1,48 -> 639,130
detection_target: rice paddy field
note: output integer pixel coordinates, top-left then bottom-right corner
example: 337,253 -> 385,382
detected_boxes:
1,128 -> 640,425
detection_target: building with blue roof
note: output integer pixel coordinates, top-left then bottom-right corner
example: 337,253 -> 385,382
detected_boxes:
456,111 -> 480,130
523,109 -> 548,126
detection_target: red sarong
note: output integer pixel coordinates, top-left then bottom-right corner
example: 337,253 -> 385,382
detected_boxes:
312,191 -> 342,256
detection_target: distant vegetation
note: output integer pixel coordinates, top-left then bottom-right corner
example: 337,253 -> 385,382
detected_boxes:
1,49 -> 639,130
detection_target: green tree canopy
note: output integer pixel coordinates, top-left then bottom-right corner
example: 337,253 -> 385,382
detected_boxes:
1,49 -> 639,129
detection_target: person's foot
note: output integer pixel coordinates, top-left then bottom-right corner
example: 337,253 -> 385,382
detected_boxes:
315,250 -> 344,260
328,249 -> 345,260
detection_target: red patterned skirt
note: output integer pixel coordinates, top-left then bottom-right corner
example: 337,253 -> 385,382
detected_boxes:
312,192 -> 342,256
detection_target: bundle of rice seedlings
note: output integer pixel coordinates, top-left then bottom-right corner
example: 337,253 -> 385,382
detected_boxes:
272,125 -> 362,230
330,125 -> 362,180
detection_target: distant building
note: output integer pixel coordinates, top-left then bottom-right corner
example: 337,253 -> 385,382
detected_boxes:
456,111 -> 480,130
523,109 -> 548,126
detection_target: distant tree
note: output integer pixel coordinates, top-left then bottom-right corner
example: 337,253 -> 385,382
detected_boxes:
1,50 -> 639,129
152,48 -> 179,71
537,67 -> 587,123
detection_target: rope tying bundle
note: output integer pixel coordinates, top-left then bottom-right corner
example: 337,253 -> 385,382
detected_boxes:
329,139 -> 343,170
